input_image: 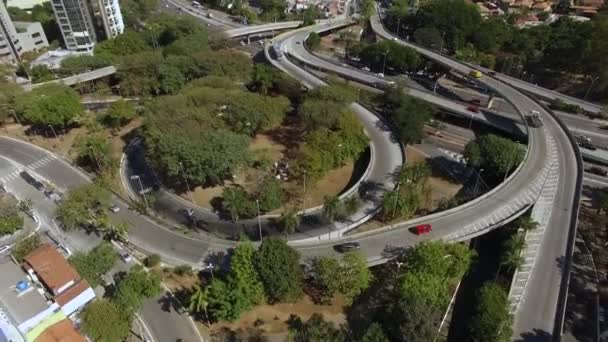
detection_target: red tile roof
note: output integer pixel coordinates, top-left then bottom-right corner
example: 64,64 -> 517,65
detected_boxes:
55,279 -> 90,306
23,244 -> 79,295
35,319 -> 86,342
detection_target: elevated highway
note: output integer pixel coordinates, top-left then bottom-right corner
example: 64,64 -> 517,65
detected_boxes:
370,8 -> 581,340
268,20 -> 556,245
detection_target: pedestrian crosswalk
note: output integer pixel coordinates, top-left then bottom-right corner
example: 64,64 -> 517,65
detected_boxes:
0,155 -> 57,185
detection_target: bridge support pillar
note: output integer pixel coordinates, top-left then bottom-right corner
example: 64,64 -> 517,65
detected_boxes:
247,35 -> 250,44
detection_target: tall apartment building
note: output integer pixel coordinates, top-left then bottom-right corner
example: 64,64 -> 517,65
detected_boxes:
50,0 -> 124,52
51,0 -> 97,51
0,1 -> 22,63
97,0 -> 124,39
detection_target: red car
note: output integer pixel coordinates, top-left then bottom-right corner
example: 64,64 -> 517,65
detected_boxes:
466,105 -> 480,113
413,224 -> 432,235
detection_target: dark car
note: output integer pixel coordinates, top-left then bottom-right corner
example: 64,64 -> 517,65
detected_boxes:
333,242 -> 361,253
20,171 -> 44,190
588,166 -> 608,177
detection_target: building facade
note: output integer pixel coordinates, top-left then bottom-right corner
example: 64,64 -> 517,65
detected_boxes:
97,0 -> 124,39
50,0 -> 97,51
0,1 -> 22,63
14,22 -> 50,52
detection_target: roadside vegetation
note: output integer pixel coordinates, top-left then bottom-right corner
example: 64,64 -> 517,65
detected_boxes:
464,133 -> 526,183
178,239 -> 474,340
0,194 -> 24,236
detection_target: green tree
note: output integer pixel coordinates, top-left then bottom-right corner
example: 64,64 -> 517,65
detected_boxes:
75,133 -> 112,173
59,55 -> 112,77
113,265 -> 162,315
467,282 -> 513,342
463,134 -> 525,179
208,241 -> 265,321
99,100 -> 137,129
0,81 -> 23,123
290,313 -> 345,342
222,187 -> 255,222
389,95 -> 435,144
94,31 -> 151,58
57,183 -> 111,230
29,65 -> 55,83
251,64 -> 279,94
322,195 -> 344,223
81,300 -> 130,342
99,220 -> 130,242
278,207 -> 300,234
337,252 -> 372,301
383,292 -> 439,342
12,235 -> 41,262
254,237 -> 303,303
188,283 -> 211,324
14,83 -> 83,128
360,322 -> 389,342
307,32 -> 322,50
69,242 -> 117,287
0,197 -> 23,236
359,41 -> 420,73
413,26 -> 444,50
257,177 -> 284,213
313,252 -> 372,302
144,254 -> 161,267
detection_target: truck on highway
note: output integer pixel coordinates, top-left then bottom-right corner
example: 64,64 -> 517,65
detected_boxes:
272,44 -> 284,60
526,110 -> 543,128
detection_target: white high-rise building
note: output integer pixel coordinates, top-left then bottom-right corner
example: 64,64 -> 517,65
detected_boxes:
98,0 -> 124,39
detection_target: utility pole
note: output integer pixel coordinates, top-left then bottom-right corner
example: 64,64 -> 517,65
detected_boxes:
48,125 -> 58,140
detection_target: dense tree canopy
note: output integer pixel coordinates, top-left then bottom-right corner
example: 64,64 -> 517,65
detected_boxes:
290,313 -> 345,342
207,242 -> 265,321
14,84 -> 83,128
312,251 -> 372,302
467,282 -> 513,342
81,300 -> 131,342
464,134 -> 525,179
0,196 -> 23,236
56,183 -> 111,230
254,237 -> 303,303
113,265 -> 162,315
358,41 -> 420,73
69,243 -> 117,287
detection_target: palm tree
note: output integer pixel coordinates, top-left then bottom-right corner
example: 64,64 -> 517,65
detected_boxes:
189,284 -> 211,326
110,221 -> 130,241
279,207 -> 300,234
18,199 -> 33,213
322,195 -> 342,223
517,216 -> 539,232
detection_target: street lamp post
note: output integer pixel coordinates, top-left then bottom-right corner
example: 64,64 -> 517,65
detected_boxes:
255,199 -> 262,241
392,182 -> 401,218
48,125 -> 58,140
337,144 -> 343,166
382,50 -> 389,76
178,162 -> 195,204
132,175 -> 148,208
202,263 -> 214,280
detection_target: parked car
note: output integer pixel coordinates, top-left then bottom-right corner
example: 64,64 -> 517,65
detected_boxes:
0,245 -> 10,254
333,242 -> 360,253
44,190 -> 63,203
109,204 -> 120,213
362,67 -> 370,72
411,224 -> 432,235
588,166 -> 608,177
